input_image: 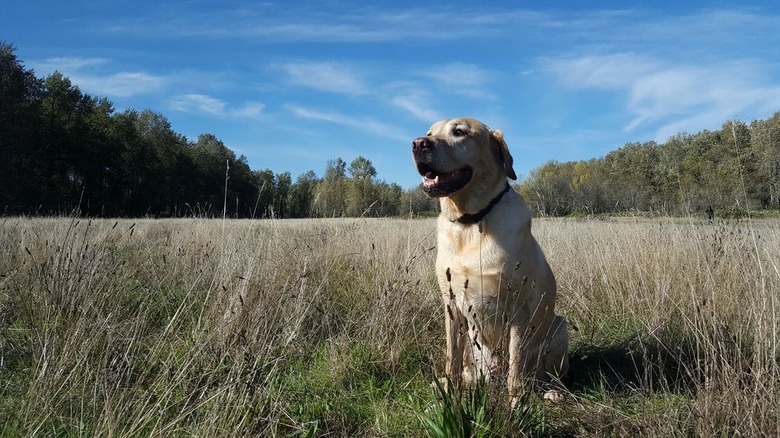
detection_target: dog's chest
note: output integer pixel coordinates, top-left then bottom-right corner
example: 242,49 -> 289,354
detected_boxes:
436,227 -> 511,316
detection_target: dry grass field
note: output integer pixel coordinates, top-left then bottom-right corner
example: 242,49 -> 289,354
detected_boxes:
1,215 -> 778,436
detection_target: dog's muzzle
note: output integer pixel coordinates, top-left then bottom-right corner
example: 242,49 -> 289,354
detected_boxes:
412,137 -> 472,197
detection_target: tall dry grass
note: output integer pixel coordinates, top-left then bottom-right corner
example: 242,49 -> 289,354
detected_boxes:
539,217 -> 779,436
1,217 -> 440,436
0,215 -> 778,436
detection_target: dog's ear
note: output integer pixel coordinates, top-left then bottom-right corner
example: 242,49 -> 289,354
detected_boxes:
490,129 -> 517,180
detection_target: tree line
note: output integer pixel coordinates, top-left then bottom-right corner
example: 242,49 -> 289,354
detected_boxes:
517,114 -> 780,216
3,42 -> 780,218
0,43 -> 438,218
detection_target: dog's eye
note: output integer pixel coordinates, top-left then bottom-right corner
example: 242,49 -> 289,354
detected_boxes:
453,128 -> 467,137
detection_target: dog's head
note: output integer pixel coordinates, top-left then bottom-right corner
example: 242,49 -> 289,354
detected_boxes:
412,118 -> 516,199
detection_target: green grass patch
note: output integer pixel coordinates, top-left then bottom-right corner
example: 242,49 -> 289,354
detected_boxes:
279,340 -> 433,436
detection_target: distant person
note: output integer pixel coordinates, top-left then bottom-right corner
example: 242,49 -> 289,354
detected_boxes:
706,205 -> 714,223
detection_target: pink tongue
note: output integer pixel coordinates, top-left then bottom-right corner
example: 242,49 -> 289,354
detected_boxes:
423,170 -> 459,186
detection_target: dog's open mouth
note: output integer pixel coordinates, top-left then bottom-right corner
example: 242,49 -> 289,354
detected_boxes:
417,163 -> 473,196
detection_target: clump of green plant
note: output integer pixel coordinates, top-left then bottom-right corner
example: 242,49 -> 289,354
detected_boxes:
420,377 -> 546,438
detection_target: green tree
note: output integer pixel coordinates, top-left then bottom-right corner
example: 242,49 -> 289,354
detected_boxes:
348,156 -> 377,181
38,72 -> 98,211
373,181 -> 403,217
274,171 -> 292,218
79,97 -> 124,215
518,160 -> 576,216
230,154 -> 259,217
315,158 -> 348,216
287,170 -> 319,218
324,157 -> 346,180
655,135 -> 688,214
0,42 -> 43,212
570,159 -> 608,213
601,142 -> 659,211
346,156 -> 378,216
750,113 -> 780,208
253,169 -> 276,218
187,133 -> 233,214
400,185 -> 438,216
121,109 -> 189,215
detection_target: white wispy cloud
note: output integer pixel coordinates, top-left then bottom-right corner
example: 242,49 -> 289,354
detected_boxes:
30,56 -> 168,97
543,53 -> 658,90
31,56 -> 108,72
231,102 -> 265,119
276,60 -> 476,120
287,105 -> 410,141
168,94 -> 225,115
423,62 -> 489,87
632,9 -> 780,51
275,61 -> 369,94
168,94 -> 265,120
544,53 -> 780,140
100,6 -> 540,43
420,62 -> 494,100
390,92 -> 442,122
79,71 -> 168,97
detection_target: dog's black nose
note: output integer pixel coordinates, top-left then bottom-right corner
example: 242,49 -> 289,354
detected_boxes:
412,137 -> 433,153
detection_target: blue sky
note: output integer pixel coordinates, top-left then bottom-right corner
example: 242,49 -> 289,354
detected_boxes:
3,1 -> 780,188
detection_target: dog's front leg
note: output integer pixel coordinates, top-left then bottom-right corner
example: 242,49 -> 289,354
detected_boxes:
507,323 -> 523,397
444,303 -> 465,385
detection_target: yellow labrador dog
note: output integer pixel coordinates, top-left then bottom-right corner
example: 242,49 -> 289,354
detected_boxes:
412,118 -> 568,399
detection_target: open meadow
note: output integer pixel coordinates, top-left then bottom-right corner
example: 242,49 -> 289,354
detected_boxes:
1,216 -> 778,436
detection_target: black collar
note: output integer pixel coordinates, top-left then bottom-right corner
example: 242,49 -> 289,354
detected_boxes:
453,183 -> 512,225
